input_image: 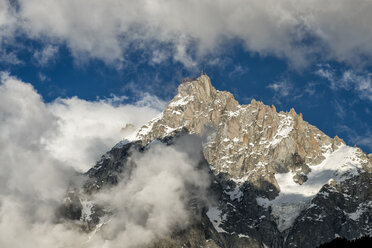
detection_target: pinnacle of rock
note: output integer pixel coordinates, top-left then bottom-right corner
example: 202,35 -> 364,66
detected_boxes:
135,75 -> 371,189
178,74 -> 216,99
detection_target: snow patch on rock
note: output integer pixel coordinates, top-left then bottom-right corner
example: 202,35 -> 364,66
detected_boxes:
268,114 -> 293,147
257,145 -> 364,231
206,207 -> 227,233
225,185 -> 243,201
238,234 -> 250,239
136,113 -> 163,138
347,201 -> 372,221
168,96 -> 194,108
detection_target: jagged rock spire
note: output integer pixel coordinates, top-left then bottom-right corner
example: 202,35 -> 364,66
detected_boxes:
136,75 -> 370,184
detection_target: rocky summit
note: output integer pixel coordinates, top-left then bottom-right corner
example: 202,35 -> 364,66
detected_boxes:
61,75 -> 372,248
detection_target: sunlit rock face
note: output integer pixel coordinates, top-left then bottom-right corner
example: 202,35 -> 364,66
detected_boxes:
136,74 -> 370,187
62,75 -> 372,248
134,74 -> 372,246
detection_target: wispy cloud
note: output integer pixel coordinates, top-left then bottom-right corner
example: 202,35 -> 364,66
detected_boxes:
228,64 -> 249,78
338,124 -> 372,152
37,72 -> 49,82
315,64 -> 336,88
333,100 -> 347,120
267,79 -> 293,97
303,82 -> 319,96
0,72 -> 212,247
315,64 -> 372,101
340,70 -> 372,101
33,45 -> 59,66
0,50 -> 22,65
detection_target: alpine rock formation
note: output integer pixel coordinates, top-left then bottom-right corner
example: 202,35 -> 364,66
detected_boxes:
61,75 -> 372,248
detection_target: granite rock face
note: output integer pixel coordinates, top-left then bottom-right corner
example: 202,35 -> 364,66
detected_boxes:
60,75 -> 372,248
136,75 -> 355,187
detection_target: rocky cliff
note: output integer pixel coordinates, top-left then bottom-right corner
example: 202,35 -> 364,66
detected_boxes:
61,75 -> 372,248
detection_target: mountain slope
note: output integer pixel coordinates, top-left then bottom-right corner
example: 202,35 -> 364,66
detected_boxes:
135,74 -> 371,235
61,74 -> 372,248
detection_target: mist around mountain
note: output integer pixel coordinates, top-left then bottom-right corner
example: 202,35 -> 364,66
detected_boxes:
0,75 -> 371,248
63,74 -> 371,247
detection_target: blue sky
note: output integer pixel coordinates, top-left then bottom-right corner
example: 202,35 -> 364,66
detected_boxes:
0,0 -> 371,154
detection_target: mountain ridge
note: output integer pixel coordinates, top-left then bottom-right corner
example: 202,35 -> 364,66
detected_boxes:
60,74 -> 372,248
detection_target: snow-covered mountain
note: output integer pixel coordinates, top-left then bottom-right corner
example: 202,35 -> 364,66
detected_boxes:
60,75 -> 372,248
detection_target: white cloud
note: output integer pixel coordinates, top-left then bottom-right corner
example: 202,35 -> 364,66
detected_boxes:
46,95 -> 164,172
0,50 -> 22,64
316,65 -> 372,101
33,45 -> 59,66
0,72 -> 85,247
0,0 -> 20,64
315,65 -> 336,88
340,70 -> 372,101
93,140 -> 210,247
37,72 -> 49,82
0,0 -> 372,67
0,1 -> 17,40
228,64 -> 249,78
151,49 -> 170,65
0,73 -> 210,247
0,71 -> 164,191
267,80 -> 292,97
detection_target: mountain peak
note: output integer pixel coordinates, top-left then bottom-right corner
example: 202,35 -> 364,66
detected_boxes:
177,74 -> 215,99
136,75 -> 368,176
78,75 -> 372,247
132,75 -> 371,234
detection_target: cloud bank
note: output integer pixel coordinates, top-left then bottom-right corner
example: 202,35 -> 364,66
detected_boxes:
46,94 -> 164,172
0,72 -> 164,173
92,139 -> 210,247
0,73 -> 84,247
0,73 -> 211,247
1,0 -> 372,67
